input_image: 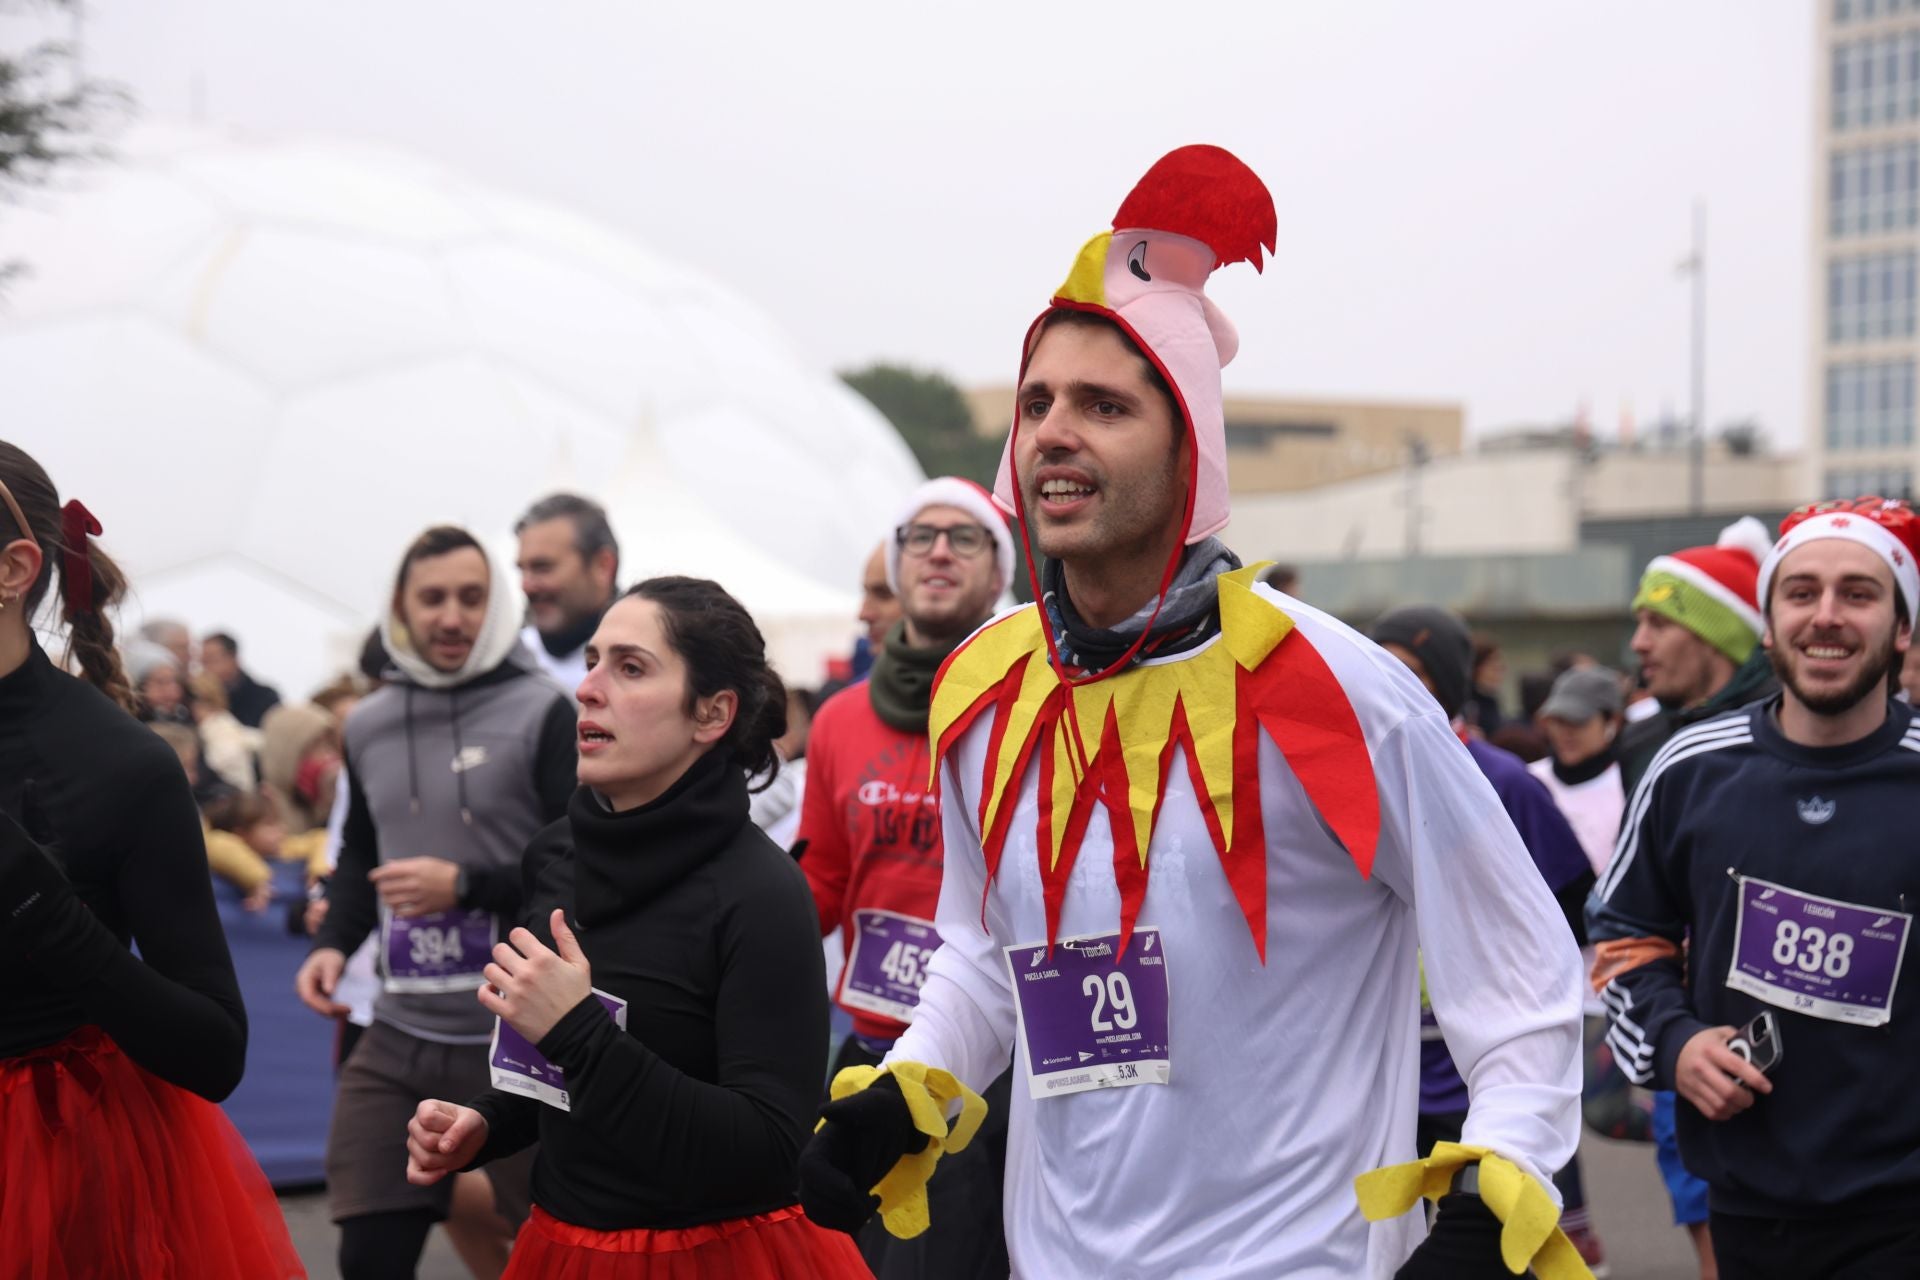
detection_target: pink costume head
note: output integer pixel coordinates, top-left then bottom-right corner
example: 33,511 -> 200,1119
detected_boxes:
993,144 -> 1277,547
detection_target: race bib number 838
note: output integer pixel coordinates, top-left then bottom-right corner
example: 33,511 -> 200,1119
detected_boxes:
1727,875 -> 1910,1027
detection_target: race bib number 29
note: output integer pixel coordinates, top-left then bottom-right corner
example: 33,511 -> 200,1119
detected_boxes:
1005,928 -> 1171,1100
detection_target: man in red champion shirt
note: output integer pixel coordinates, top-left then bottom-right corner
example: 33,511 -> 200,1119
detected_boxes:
799,475 -> 1012,1278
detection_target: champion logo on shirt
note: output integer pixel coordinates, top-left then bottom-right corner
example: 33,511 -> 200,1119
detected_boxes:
1797,796 -> 1837,825
856,779 -> 933,808
451,746 -> 491,774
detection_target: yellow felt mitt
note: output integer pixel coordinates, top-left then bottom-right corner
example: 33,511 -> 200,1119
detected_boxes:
1354,1141 -> 1592,1279
823,1061 -> 987,1239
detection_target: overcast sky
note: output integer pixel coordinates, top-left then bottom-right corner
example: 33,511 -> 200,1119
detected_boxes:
24,1 -> 1814,445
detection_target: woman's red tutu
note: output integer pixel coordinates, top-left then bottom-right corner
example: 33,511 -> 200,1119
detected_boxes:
0,1026 -> 305,1279
503,1204 -> 873,1280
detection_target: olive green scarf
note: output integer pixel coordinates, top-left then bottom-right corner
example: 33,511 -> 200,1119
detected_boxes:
868,620 -> 961,735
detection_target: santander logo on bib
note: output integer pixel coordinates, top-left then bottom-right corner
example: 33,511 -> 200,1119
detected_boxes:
1797,796 -> 1838,826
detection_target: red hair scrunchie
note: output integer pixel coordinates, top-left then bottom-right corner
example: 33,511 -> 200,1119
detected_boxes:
59,499 -> 101,616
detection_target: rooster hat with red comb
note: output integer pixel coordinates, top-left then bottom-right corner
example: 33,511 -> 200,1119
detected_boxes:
992,145 -> 1277,549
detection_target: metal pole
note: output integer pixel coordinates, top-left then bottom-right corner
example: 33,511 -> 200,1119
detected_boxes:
1690,201 -> 1706,516
1404,433 -> 1426,557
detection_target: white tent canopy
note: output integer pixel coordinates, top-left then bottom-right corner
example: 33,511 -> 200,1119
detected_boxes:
1,124 -> 924,695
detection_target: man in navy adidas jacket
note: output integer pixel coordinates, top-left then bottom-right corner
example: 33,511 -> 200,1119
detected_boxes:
1590,497 -> 1920,1276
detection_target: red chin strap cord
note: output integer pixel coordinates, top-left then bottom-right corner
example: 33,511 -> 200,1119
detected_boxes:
1008,304 -> 1204,782
1009,443 -> 1197,784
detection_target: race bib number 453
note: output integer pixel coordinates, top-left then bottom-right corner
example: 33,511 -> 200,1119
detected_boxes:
840,910 -> 941,1024
1004,928 -> 1170,1100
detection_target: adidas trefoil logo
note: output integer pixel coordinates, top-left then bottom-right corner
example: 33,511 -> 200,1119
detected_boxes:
1797,796 -> 1837,826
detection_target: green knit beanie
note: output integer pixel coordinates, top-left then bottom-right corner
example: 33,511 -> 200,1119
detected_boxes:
1631,569 -> 1760,663
1629,518 -> 1772,664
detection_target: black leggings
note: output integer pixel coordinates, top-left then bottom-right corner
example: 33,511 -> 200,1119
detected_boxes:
338,1209 -> 437,1280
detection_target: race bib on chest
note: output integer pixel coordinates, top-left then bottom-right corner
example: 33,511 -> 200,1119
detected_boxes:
488,989 -> 628,1112
1005,928 -> 1171,1100
1727,875 -> 1911,1027
840,909 -> 941,1024
379,908 -> 497,994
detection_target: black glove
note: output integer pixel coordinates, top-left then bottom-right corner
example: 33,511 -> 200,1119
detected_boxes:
0,804 -> 117,983
798,1074 -> 931,1233
1395,1193 -> 1512,1279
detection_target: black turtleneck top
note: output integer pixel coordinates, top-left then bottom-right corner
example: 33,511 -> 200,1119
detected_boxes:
0,642 -> 247,1100
468,749 -> 829,1230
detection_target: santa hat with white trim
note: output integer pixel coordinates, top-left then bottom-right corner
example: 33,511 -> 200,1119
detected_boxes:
1757,496 -> 1920,625
1630,516 -> 1774,663
885,476 -> 1015,596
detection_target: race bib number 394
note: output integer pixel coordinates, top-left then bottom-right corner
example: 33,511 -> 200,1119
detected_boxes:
379,907 -> 496,994
1727,876 -> 1911,1026
1004,928 -> 1170,1100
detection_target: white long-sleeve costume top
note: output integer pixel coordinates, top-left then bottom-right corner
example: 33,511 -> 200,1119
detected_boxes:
887,583 -> 1582,1279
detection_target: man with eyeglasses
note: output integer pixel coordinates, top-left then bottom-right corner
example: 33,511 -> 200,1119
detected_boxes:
797,475 -> 1013,1279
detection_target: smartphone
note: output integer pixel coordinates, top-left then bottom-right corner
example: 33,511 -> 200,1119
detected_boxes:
1726,1009 -> 1784,1075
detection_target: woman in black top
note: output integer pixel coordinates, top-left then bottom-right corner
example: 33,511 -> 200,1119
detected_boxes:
407,575 -> 869,1279
0,440 -> 303,1278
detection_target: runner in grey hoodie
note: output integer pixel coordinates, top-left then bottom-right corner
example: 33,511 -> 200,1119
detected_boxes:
296,524 -> 575,1280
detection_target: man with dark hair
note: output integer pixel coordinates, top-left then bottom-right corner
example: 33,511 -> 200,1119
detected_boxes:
1592,497 -> 1920,1276
1371,605 -> 1607,1272
1618,518 -> 1779,793
1466,632 -> 1506,735
1609,516 -> 1779,1275
294,523 -> 576,1280
199,631 -> 281,728
514,493 -> 620,689
800,476 -> 1013,1279
800,146 -> 1584,1279
856,541 -> 903,675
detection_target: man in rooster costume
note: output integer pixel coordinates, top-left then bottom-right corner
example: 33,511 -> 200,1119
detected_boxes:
799,146 -> 1589,1279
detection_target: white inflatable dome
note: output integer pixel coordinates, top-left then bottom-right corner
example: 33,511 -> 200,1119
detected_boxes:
0,124 -> 924,696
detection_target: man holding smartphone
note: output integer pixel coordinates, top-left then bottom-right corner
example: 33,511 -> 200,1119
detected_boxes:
1590,497 -> 1920,1275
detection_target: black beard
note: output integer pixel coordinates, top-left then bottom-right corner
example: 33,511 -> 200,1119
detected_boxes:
537,605 -> 605,658
1770,625 -> 1898,716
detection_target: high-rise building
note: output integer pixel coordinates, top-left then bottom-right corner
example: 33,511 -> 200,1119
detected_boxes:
1815,0 -> 1920,500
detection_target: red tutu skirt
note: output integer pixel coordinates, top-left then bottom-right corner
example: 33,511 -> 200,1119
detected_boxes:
0,1026 -> 305,1279
503,1204 -> 873,1280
